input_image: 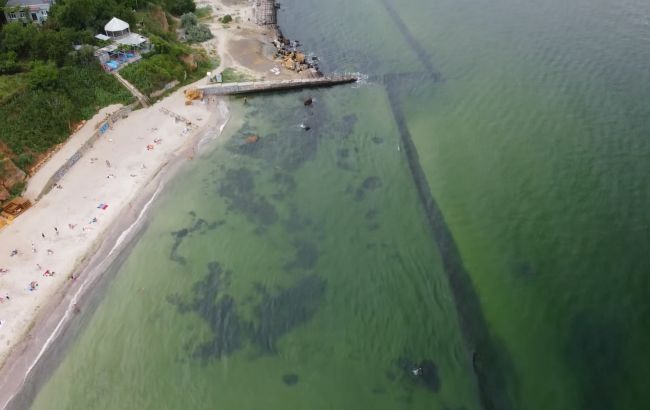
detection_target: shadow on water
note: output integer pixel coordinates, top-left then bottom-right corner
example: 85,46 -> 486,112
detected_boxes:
566,312 -> 624,410
378,0 -> 444,81
384,74 -> 517,410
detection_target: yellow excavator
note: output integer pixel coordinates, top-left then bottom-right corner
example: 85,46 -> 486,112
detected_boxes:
184,88 -> 203,105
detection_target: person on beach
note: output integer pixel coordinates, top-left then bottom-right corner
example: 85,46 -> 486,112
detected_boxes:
41,233 -> 45,239
47,249 -> 54,255
31,242 -> 37,253
10,249 -> 18,257
54,227 -> 59,236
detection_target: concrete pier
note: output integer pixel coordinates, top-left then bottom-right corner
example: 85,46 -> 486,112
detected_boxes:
197,74 -> 359,96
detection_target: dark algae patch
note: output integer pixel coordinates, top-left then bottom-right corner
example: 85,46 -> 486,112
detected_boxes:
333,114 -> 358,140
167,262 -> 247,359
251,274 -> 327,354
284,206 -> 313,233
284,241 -> 320,271
170,213 -> 225,265
218,168 -> 278,226
169,262 -> 327,360
270,172 -> 297,201
354,176 -> 383,200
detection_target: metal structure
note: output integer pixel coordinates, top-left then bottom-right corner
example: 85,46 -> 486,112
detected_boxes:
253,0 -> 277,25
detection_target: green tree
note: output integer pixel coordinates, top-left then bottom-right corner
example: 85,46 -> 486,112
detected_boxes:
1,22 -> 38,57
51,0 -> 95,30
186,24 -> 212,43
29,60 -> 58,90
50,0 -> 135,31
0,51 -> 20,74
30,28 -> 74,65
180,12 -> 197,28
165,0 -> 195,16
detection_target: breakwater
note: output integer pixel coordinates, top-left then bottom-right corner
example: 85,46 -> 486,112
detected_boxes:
198,74 -> 358,96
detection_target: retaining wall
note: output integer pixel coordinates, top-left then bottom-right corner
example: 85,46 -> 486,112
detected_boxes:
36,102 -> 140,201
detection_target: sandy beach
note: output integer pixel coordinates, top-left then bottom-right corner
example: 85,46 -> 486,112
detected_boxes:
0,0 -> 312,404
0,82 -> 227,364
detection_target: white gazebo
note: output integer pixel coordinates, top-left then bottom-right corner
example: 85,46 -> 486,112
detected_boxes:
104,17 -> 130,38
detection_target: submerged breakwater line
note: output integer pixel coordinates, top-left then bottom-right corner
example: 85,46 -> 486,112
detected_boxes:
379,2 -> 514,406
378,0 -> 442,81
384,75 -> 515,410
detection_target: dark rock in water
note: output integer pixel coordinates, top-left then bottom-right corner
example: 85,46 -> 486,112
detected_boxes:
226,117 -> 320,170
371,136 -> 384,144
282,373 -> 299,386
397,356 -> 441,392
418,360 -> 441,392
304,97 -> 313,106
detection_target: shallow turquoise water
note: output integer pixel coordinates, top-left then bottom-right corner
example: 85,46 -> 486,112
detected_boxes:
25,0 -> 650,409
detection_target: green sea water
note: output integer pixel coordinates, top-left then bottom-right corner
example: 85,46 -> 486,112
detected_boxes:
24,0 -> 650,409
